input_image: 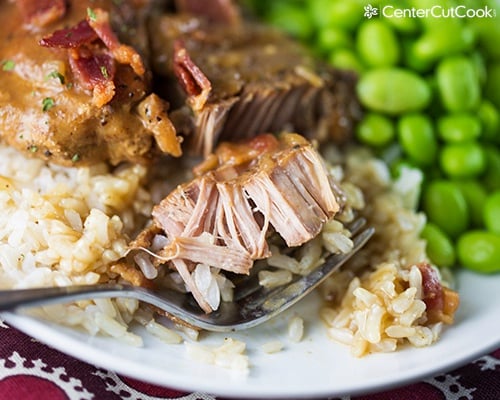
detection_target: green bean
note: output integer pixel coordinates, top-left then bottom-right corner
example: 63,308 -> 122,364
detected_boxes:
397,113 -> 437,166
355,112 -> 395,147
357,68 -> 431,115
421,223 -> 456,268
436,56 -> 481,112
457,231 -> 500,273
437,113 -> 482,143
423,180 -> 469,239
484,191 -> 500,235
439,142 -> 486,178
456,180 -> 487,228
356,20 -> 399,67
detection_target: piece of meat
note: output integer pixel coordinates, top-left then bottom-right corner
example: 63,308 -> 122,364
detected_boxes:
149,4 -> 361,156
0,0 -> 182,166
130,133 -> 343,312
417,263 -> 460,324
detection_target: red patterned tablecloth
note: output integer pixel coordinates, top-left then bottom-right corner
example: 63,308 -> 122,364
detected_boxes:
0,320 -> 499,400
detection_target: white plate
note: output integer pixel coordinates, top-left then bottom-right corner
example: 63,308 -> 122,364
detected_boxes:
3,268 -> 500,399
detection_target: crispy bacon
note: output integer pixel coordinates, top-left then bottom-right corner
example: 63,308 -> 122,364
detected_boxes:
417,263 -> 460,324
40,8 -> 145,107
87,8 -> 145,76
68,50 -> 116,107
16,0 -> 66,27
39,20 -> 97,48
173,40 -> 212,111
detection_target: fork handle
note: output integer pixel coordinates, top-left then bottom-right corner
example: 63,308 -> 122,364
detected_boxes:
0,284 -> 130,311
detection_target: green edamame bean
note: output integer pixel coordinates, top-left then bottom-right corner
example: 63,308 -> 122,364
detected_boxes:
457,231 -> 500,273
357,68 -> 431,115
356,20 -> 400,67
436,56 -> 481,112
384,1 -> 418,34
308,0 -> 362,31
410,24 -> 475,67
328,49 -> 364,73
267,6 -> 313,40
469,0 -> 500,61
484,191 -> 500,235
355,113 -> 395,147
421,223 -> 456,268
439,142 -> 486,178
397,113 -> 437,166
477,101 -> 499,143
437,113 -> 482,143
483,148 -> 500,192
423,180 -> 469,238
317,27 -> 352,52
456,180 -> 487,228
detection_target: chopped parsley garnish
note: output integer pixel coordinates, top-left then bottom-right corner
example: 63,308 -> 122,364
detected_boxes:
29,145 -> 38,153
2,60 -> 15,71
100,65 -> 109,79
42,97 -> 55,111
87,7 -> 97,22
71,153 -> 80,163
46,71 -> 65,84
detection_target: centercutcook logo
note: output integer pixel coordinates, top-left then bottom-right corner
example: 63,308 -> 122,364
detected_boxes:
364,4 -> 497,19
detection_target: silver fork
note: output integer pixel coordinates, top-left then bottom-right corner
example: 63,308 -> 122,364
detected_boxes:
0,219 -> 373,332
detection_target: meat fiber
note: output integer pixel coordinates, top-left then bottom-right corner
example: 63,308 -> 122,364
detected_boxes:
149,3 -> 361,156
130,133 -> 344,312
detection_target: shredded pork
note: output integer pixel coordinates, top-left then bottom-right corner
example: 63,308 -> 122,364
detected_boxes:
130,133 -> 343,312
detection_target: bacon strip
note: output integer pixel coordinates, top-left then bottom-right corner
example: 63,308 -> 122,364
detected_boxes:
39,8 -> 145,107
39,20 -> 97,48
16,0 -> 66,27
87,8 -> 145,76
173,40 -> 212,111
